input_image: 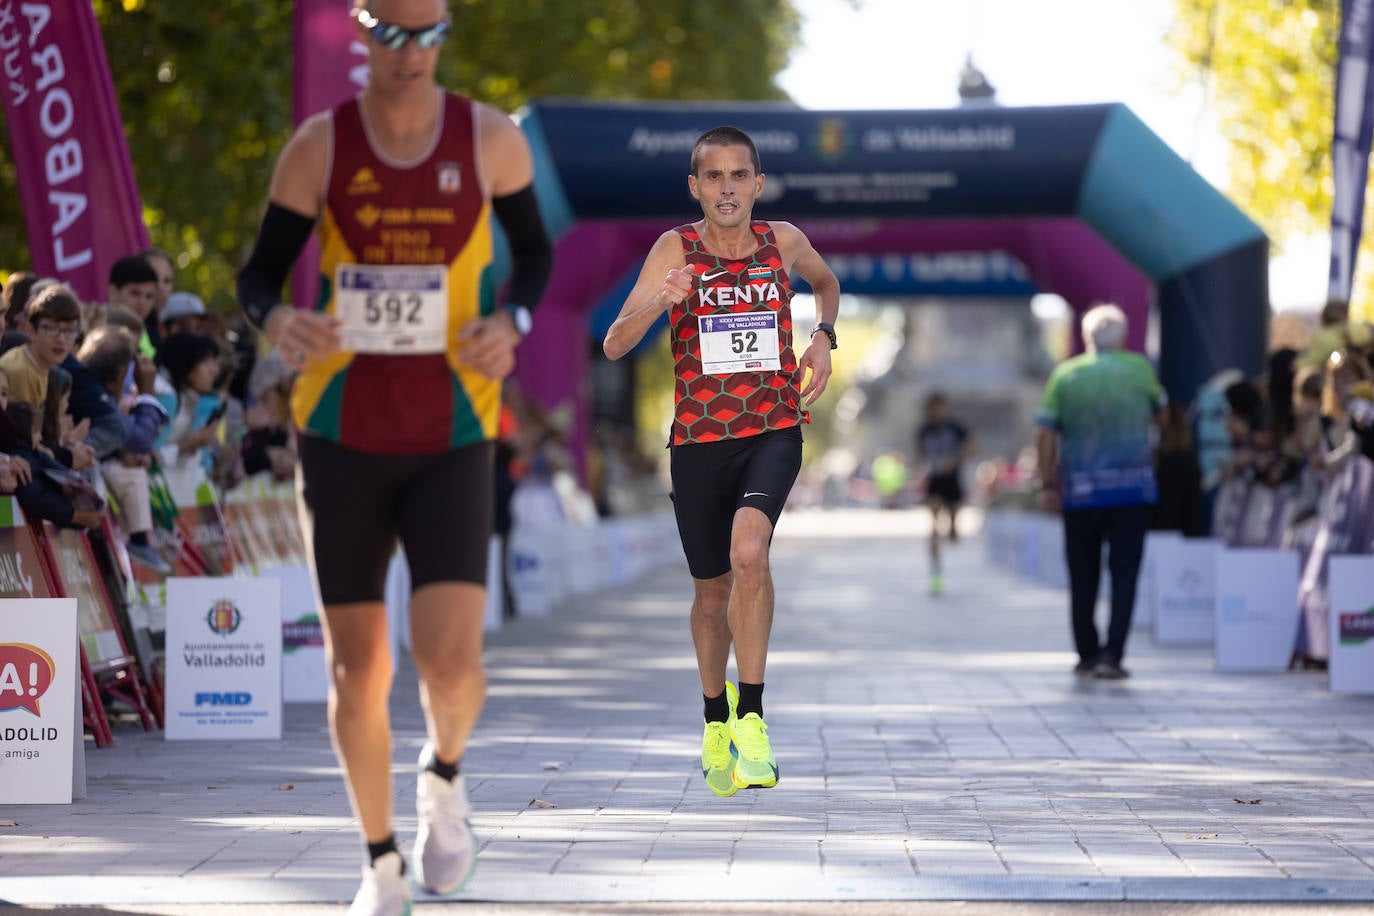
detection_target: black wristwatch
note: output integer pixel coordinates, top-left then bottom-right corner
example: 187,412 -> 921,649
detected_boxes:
811,322 -> 837,350
501,303 -> 533,337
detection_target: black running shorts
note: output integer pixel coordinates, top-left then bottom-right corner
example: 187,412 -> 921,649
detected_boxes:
669,426 -> 803,580
926,472 -> 964,506
297,434 -> 494,605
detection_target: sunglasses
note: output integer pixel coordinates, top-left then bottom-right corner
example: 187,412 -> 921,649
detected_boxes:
356,9 -> 451,50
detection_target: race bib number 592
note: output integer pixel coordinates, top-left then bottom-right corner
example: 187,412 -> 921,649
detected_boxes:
335,265 -> 449,354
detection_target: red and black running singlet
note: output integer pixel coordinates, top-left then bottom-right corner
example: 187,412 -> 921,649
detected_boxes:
669,221 -> 808,446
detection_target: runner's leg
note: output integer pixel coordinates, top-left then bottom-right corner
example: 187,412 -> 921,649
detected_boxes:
728,507 -> 774,684
691,572 -> 734,696
320,602 -> 396,844
409,583 -> 487,760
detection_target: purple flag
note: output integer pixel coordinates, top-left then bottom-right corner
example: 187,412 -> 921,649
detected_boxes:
1330,0 -> 1374,303
291,0 -> 368,311
0,0 -> 149,302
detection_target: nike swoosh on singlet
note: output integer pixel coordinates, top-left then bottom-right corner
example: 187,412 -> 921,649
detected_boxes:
743,491 -> 769,499
700,269 -> 728,282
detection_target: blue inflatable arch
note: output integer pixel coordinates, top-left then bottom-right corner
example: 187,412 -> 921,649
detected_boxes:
509,100 -> 1268,450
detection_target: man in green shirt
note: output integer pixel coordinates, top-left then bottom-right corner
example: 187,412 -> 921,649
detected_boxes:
1035,304 -> 1165,679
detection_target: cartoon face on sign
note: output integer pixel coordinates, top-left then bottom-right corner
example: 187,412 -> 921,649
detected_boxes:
0,643 -> 55,716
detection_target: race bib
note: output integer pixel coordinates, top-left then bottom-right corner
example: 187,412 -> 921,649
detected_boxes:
335,264 -> 449,354
698,311 -> 781,375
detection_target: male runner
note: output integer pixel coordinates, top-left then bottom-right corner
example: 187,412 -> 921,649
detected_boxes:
915,392 -> 973,595
236,2 -> 552,913
603,126 -> 839,797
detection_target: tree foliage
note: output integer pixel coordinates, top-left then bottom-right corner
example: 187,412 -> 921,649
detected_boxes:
1169,0 -> 1337,242
0,0 -> 800,307
1166,1 -> 1370,309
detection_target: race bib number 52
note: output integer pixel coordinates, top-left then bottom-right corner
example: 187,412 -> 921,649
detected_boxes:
335,265 -> 449,354
698,311 -> 781,375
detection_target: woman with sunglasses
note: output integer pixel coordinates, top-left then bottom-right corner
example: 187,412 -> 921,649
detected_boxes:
237,2 -> 553,913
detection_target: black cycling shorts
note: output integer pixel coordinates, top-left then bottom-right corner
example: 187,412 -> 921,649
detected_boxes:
297,434 -> 493,605
669,426 -> 803,580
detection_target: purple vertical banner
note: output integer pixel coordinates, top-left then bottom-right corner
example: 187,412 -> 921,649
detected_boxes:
1329,0 -> 1374,303
291,0 -> 368,310
0,0 -> 149,302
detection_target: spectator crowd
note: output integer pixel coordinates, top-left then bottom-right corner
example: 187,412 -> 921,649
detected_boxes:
0,250 -> 295,574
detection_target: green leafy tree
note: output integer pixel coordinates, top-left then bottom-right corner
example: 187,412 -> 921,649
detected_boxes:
1164,1 -> 1374,318
0,0 -> 800,307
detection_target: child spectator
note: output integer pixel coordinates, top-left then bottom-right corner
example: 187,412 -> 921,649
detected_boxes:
77,327 -> 170,573
106,255 -> 159,357
0,285 -> 81,409
42,366 -> 95,472
5,400 -> 101,530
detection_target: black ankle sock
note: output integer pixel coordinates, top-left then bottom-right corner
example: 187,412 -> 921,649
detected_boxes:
738,682 -> 764,718
129,532 -> 149,547
426,752 -> 460,782
703,688 -> 730,723
366,835 -> 402,869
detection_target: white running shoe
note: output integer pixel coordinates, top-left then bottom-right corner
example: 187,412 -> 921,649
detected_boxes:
413,743 -> 477,895
348,850 -> 412,916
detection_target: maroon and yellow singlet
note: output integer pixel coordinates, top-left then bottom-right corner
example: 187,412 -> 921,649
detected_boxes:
291,92 -> 499,455
669,221 -> 808,446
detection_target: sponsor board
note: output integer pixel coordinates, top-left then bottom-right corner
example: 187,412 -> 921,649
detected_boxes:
1214,548 -> 1301,672
1329,555 -> 1374,694
165,578 -> 281,739
1153,538 -> 1221,645
0,599 -> 78,804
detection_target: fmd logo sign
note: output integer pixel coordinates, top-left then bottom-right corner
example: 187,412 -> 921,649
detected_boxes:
194,692 -> 253,707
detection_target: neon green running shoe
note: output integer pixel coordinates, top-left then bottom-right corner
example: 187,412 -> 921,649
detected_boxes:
701,682 -> 739,797
930,572 -> 944,596
731,711 -> 778,789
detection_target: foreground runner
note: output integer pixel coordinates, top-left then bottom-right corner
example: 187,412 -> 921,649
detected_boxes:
236,2 -> 552,912
603,126 -> 839,797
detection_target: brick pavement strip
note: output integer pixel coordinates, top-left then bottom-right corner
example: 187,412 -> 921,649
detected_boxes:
1,509 -> 1373,906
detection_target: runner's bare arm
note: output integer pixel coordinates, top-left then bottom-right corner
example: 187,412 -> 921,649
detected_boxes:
775,222 -> 839,405
268,112 -> 331,218
456,104 -> 548,379
477,103 -> 535,196
603,232 -> 693,361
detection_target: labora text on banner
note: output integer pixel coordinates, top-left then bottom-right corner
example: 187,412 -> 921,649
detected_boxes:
0,0 -> 148,303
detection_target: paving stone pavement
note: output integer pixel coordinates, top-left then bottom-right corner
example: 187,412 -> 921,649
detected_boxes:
2,509 -> 1374,909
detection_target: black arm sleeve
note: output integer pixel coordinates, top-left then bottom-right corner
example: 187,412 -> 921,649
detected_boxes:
492,184 -> 553,312
236,202 -> 318,331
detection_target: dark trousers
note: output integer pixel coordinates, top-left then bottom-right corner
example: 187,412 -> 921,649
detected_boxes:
1062,504 -> 1152,664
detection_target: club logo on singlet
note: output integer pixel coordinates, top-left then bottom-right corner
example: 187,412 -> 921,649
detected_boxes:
348,167 -> 382,196
437,161 -> 461,194
355,204 -> 382,230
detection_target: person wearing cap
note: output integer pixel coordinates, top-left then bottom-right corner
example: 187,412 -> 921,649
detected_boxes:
159,291 -> 208,338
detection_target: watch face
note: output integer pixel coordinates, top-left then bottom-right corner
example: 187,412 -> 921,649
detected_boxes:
506,305 -> 532,335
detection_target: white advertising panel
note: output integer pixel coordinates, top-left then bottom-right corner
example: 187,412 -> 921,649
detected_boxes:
0,598 -> 78,804
165,578 -> 282,740
1134,531 -> 1182,631
1329,555 -> 1374,694
1153,538 -> 1221,645
1214,548 -> 1300,671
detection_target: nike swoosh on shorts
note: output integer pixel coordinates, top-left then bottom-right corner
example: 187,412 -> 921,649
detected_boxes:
743,492 -> 769,498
